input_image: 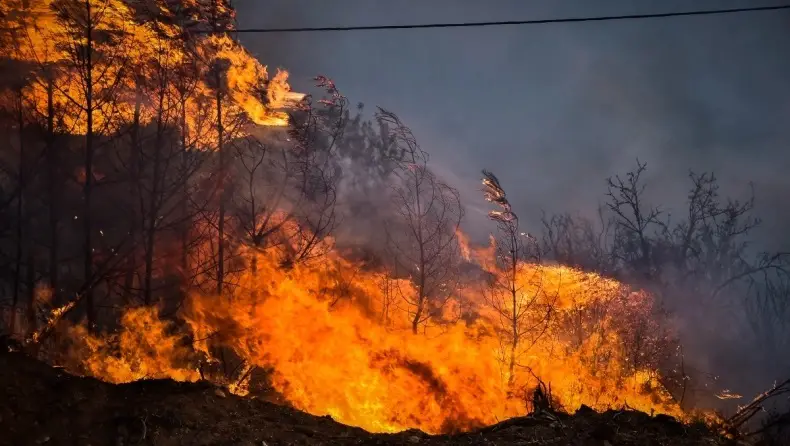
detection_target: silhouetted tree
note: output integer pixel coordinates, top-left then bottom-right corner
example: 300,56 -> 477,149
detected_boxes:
481,169 -> 552,387
377,108 -> 463,334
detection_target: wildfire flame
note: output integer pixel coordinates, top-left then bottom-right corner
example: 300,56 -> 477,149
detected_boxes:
2,0 -> 303,142
456,228 -> 471,261
61,231 -> 685,434
4,0 -> 692,435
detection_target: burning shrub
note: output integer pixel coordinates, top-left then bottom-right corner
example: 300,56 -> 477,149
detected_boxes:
59,238 -> 683,435
63,306 -> 199,384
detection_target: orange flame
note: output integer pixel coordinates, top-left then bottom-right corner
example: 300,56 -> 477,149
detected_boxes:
67,306 -> 199,383
63,230 -> 685,434
5,2 -> 687,434
456,228 -> 472,261
3,0 -> 302,141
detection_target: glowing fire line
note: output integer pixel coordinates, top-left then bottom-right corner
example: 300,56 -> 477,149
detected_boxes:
62,238 -> 686,434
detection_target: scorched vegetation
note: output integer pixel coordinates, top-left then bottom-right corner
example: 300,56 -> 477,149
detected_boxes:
0,0 -> 788,444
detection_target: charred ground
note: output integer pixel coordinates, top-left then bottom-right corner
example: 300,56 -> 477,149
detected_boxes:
0,352 -> 730,446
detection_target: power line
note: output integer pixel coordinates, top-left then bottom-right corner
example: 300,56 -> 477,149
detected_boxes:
210,4 -> 790,34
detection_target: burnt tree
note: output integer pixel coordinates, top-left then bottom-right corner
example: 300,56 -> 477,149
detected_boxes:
377,108 -> 463,334
481,169 -> 552,388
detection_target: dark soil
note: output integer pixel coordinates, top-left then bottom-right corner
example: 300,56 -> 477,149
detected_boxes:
0,351 -> 731,446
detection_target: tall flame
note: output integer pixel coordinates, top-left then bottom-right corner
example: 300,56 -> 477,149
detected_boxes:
4,0 -> 687,435
2,0 -> 302,141
63,231 -> 684,434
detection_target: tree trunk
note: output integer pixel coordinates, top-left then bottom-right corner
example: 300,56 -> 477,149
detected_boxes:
411,298 -> 423,334
180,99 -> 190,285
506,230 -> 520,389
411,169 -> 424,334
122,82 -> 143,305
46,75 -> 60,305
143,90 -> 166,306
22,89 -> 35,334
11,90 -> 26,337
83,0 -> 96,330
216,71 -> 225,295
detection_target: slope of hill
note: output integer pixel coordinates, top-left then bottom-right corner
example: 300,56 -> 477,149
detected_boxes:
0,351 -> 730,446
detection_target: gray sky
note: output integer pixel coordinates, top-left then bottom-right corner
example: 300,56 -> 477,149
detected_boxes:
235,0 -> 790,247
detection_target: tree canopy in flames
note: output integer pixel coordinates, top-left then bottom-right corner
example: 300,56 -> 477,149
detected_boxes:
1,0 -> 788,441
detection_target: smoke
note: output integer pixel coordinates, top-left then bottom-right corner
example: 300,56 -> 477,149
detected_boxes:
235,0 -> 790,245
233,0 -> 790,410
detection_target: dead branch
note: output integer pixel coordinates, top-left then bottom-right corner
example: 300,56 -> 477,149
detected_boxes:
726,377 -> 790,434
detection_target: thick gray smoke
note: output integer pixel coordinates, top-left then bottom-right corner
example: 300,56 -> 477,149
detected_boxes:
235,0 -> 790,248
234,0 -> 790,412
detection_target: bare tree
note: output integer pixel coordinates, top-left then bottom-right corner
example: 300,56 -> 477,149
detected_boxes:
579,161 -> 789,407
376,108 -> 463,334
230,76 -> 346,279
132,21 -> 206,307
606,162 -> 789,303
213,59 -> 228,295
53,0 -> 132,329
2,2 -> 73,336
480,169 -> 553,388
200,49 -> 252,295
541,207 -> 615,274
279,76 -> 347,266
605,160 -> 665,281
231,135 -> 293,268
1,81 -> 37,338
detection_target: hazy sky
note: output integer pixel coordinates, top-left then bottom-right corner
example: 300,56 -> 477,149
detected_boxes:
234,0 -> 790,247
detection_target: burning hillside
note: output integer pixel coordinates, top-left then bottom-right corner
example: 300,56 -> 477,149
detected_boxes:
1,0 -> 688,436
38,215 -> 692,435
3,1 -> 789,444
